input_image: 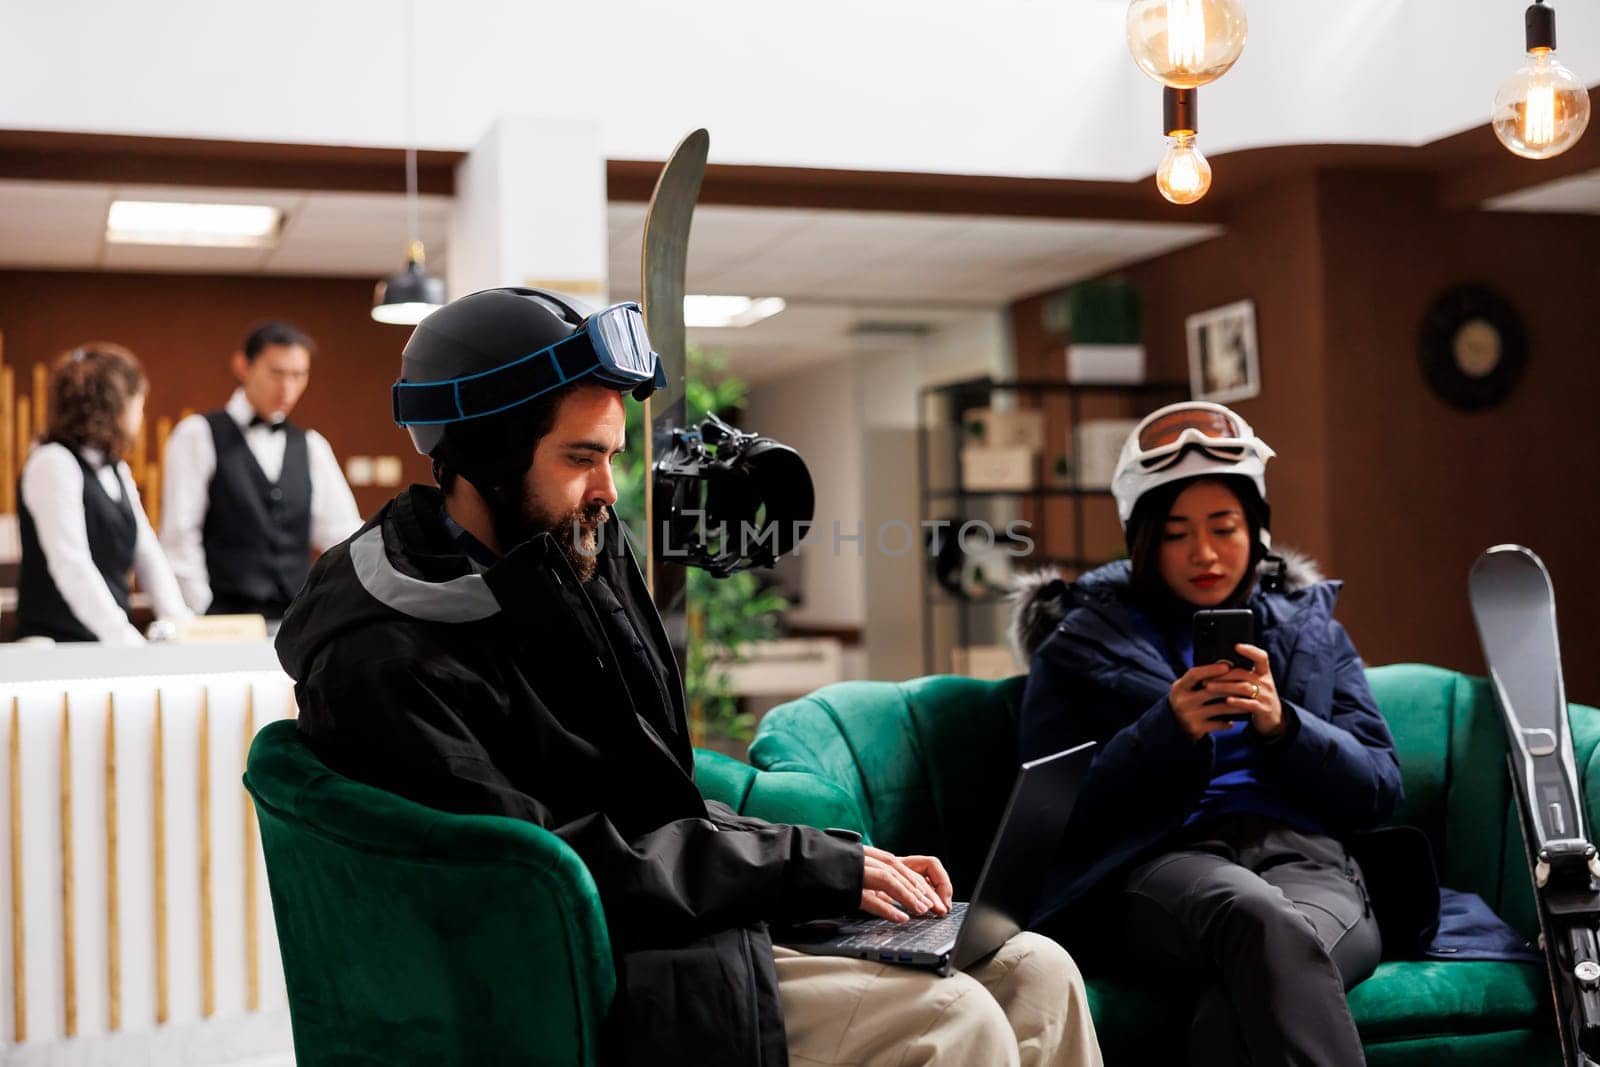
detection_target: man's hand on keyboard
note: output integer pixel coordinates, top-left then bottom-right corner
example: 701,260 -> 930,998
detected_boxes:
860,847 -> 954,922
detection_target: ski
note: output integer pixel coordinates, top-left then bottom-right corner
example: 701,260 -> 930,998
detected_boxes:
1470,544 -> 1600,1066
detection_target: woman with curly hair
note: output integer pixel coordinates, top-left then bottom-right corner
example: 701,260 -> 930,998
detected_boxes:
15,343 -> 191,643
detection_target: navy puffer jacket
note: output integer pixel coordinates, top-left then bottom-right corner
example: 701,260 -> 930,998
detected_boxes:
1015,552 -> 1403,931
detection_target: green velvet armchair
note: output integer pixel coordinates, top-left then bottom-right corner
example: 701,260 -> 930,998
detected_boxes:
745,663 -> 1598,1066
245,720 -> 618,1065
243,719 -> 853,1066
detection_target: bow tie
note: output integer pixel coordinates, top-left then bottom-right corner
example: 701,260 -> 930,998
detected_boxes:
249,415 -> 288,433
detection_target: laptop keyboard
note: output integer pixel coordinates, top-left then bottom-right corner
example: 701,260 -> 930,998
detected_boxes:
833,902 -> 968,953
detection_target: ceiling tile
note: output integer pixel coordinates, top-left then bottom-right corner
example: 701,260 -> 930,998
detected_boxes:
110,184 -> 306,210
0,178 -> 1221,359
261,191 -> 450,275
99,242 -> 273,273
606,203 -> 648,268
0,181 -> 110,268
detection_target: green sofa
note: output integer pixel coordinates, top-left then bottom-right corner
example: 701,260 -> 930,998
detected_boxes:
746,663 -> 1599,1065
246,664 -> 1594,1064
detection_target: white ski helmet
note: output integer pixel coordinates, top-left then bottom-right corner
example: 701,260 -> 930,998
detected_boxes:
1111,401 -> 1276,543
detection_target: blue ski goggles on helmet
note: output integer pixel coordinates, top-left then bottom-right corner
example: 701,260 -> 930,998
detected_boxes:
391,301 -> 668,427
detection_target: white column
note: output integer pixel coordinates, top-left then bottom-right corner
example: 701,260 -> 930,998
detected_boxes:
448,115 -> 610,309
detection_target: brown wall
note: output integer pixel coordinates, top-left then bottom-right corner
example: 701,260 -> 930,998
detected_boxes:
1014,177 -> 1335,569
0,269 -> 430,521
1314,173 -> 1600,700
1110,176 -> 1336,565
1013,173 -> 1600,703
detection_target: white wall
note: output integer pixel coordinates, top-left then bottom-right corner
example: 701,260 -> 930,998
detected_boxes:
742,355 -> 865,630
918,311 -> 1014,388
741,308 -> 1009,680
3,1 -> 1593,182
449,115 -> 609,301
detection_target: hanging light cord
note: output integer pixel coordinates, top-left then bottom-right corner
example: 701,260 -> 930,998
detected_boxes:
404,0 -> 421,260
405,147 -> 419,259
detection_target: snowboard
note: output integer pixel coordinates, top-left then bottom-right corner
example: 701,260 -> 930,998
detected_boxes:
639,128 -> 709,674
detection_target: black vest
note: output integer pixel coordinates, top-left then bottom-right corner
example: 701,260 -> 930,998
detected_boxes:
201,411 -> 312,619
16,445 -> 138,642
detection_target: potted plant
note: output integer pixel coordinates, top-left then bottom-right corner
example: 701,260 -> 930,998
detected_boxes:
1064,277 -> 1145,383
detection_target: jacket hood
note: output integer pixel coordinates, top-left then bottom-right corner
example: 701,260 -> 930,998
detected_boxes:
1006,546 -> 1327,668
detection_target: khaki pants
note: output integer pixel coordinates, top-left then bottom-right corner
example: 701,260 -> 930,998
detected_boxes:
774,932 -> 1102,1067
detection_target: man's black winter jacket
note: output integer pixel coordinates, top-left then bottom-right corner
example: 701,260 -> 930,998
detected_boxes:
277,485 -> 863,1065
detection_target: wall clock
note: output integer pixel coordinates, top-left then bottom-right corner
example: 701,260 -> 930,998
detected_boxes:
1417,284 -> 1528,411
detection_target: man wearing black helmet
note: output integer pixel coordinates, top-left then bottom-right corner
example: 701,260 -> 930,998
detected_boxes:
276,288 -> 1100,1066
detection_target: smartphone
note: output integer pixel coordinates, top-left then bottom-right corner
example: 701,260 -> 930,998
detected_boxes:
1193,609 -> 1254,669
1193,609 -> 1255,720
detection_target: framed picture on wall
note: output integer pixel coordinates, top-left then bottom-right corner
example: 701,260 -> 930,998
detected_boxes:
1186,299 -> 1260,404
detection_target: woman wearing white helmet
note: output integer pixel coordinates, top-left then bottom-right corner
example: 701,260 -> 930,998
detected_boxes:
1010,401 -> 1408,1066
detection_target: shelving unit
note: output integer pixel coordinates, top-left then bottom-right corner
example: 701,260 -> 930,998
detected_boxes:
917,376 -> 1187,674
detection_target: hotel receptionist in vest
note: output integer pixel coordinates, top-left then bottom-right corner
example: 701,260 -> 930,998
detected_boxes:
160,321 -> 362,622
15,344 -> 192,643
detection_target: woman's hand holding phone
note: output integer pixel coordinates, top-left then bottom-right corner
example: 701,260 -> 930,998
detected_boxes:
1169,661 -> 1245,739
1223,643 -> 1285,737
1169,643 -> 1285,740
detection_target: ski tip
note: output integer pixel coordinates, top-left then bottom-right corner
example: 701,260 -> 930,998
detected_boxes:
1472,544 -> 1545,570
1468,544 -> 1554,608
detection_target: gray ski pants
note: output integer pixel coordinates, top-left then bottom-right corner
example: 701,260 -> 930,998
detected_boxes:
1122,814 -> 1382,1066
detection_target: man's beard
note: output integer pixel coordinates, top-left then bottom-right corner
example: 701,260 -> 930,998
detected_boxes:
529,494 -> 611,583
480,479 -> 611,581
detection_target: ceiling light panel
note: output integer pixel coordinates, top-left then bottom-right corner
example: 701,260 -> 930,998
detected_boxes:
683,294 -> 787,328
106,199 -> 284,248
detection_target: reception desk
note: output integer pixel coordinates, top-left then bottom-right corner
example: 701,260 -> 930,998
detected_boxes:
1,641 -> 295,1065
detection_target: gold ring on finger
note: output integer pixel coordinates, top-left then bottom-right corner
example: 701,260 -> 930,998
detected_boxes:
1250,683 -> 1260,700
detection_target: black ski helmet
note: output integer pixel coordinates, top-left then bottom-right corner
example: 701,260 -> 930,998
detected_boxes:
396,287 -> 648,489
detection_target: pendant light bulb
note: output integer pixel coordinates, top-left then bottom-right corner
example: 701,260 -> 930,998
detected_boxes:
1156,87 -> 1211,206
1126,0 -> 1248,88
1492,3 -> 1589,160
1157,133 -> 1212,205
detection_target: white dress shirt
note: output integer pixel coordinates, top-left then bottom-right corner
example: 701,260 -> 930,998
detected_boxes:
19,443 -> 193,645
160,388 -> 363,613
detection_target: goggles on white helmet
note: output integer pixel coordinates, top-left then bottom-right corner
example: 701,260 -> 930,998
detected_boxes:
1111,401 -> 1275,531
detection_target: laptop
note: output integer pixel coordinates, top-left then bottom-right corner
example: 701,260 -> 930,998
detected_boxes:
776,741 -> 1095,976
